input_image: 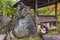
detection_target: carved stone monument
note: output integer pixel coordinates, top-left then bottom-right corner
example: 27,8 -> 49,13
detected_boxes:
11,2 -> 36,38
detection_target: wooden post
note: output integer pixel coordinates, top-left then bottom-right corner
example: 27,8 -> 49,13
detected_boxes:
35,0 -> 38,32
35,0 -> 38,12
55,0 -> 58,27
34,0 -> 38,39
34,0 -> 37,26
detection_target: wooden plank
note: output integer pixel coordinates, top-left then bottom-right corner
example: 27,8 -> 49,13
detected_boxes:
55,0 -> 58,26
36,16 -> 56,22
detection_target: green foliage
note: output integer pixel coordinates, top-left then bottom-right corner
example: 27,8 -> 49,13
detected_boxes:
0,0 -> 16,17
31,9 -> 34,16
38,7 -> 55,15
38,7 -> 48,15
58,16 -> 60,21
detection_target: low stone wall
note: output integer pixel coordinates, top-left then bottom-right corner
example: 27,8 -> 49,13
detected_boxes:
43,34 -> 60,40
0,34 -> 6,40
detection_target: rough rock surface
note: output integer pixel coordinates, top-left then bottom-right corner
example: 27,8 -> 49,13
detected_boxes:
0,34 -> 6,40
43,34 -> 60,40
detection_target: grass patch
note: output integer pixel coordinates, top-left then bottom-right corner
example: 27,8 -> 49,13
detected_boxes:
48,29 -> 56,34
19,37 -> 42,40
